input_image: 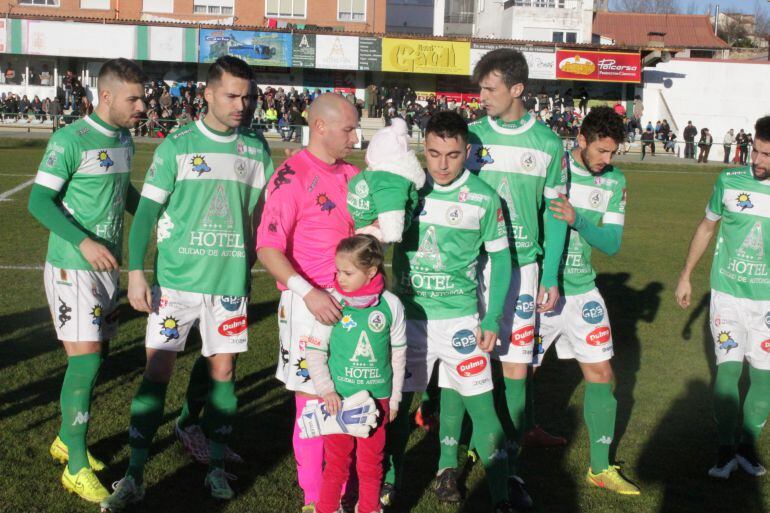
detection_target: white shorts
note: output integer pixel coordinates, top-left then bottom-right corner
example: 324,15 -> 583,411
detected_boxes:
710,290 -> 770,370
403,315 -> 493,397
145,286 -> 248,357
480,260 -> 539,364
44,262 -> 119,342
276,290 -> 321,395
534,288 -> 614,366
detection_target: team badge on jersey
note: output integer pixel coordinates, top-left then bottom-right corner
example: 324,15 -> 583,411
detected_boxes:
341,314 -> 358,332
97,150 -> 114,170
446,206 -> 463,225
520,152 -> 536,172
475,147 -> 494,165
316,192 -> 336,214
368,311 -> 386,333
736,193 -> 754,211
160,316 -> 181,342
717,331 -> 738,353
191,155 -> 211,176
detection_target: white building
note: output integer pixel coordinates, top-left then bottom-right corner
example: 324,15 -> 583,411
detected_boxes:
474,0 -> 595,43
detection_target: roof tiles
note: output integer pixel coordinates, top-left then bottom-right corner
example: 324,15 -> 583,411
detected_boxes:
593,12 -> 729,49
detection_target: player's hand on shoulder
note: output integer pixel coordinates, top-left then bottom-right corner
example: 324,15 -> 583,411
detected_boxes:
127,270 -> 153,313
323,392 -> 342,415
304,288 -> 343,325
79,238 -> 119,272
550,193 -> 576,225
537,285 -> 559,313
675,276 -> 692,309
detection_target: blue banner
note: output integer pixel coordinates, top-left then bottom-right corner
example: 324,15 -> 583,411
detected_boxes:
199,29 -> 292,67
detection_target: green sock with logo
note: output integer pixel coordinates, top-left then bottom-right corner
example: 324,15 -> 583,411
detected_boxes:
126,377 -> 168,484
59,352 -> 101,474
464,391 -> 509,504
741,366 -> 770,445
438,387 -> 465,471
713,361 -> 742,446
584,382 -> 617,474
203,379 -> 238,470
178,356 -> 210,429
503,377 -> 526,475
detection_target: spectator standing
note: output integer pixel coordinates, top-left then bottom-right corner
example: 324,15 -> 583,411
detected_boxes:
632,95 -> 644,120
698,128 -> 713,163
578,88 -> 589,114
723,129 -> 734,164
564,89 -> 574,112
743,134 -> 753,165
641,126 -> 655,160
683,121 -> 698,159
736,129 -> 748,165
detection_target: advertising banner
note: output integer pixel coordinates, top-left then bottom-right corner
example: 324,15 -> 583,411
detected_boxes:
292,33 -> 315,68
555,50 -> 641,83
315,34 -> 359,71
358,37 -> 381,71
200,29 -> 292,67
27,21 -> 135,59
470,44 -> 555,80
382,38 -> 470,76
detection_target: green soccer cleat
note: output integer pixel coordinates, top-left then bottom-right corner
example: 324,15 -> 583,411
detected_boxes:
586,465 -> 641,495
99,476 -> 146,512
204,467 -> 235,500
50,435 -> 106,471
61,466 -> 109,503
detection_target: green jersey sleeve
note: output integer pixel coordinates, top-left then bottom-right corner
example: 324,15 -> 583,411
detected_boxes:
35,131 -> 81,190
140,140 -> 178,205
544,147 -> 568,200
603,172 -> 627,226
706,173 -> 726,220
481,194 -> 509,253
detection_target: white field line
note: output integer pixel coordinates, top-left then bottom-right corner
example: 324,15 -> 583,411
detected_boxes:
0,178 -> 35,201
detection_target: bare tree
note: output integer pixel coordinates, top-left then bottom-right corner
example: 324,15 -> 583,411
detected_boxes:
614,0 -> 677,13
717,14 -> 751,46
755,0 -> 770,38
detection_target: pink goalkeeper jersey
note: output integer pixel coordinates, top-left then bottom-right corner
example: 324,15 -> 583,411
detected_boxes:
257,149 -> 359,290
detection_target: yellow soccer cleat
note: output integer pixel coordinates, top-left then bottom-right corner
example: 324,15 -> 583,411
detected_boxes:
50,435 -> 106,471
61,466 -> 110,503
586,465 -> 641,495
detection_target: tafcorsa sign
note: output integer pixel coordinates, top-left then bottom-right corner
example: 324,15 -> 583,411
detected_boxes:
555,50 -> 641,83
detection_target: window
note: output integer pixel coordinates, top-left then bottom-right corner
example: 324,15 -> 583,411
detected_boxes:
265,0 -> 306,18
143,0 -> 174,13
193,0 -> 233,15
81,0 -> 110,8
565,32 -> 576,43
19,0 -> 59,5
193,5 -> 206,13
552,31 -> 563,42
338,0 -> 366,22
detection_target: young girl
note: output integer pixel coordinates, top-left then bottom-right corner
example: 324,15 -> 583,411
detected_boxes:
306,234 -> 406,513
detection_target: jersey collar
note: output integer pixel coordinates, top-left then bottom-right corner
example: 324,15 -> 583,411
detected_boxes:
430,169 -> 470,192
197,118 -> 237,144
569,152 -> 591,177
85,114 -> 117,138
487,112 -> 535,136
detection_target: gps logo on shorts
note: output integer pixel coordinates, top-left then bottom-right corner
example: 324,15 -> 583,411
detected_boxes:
581,301 -> 604,325
511,326 -> 535,346
586,326 -> 611,346
451,329 -> 477,355
221,296 -> 243,312
761,340 -> 770,353
219,316 -> 247,337
456,356 -> 487,377
515,295 -> 535,320
765,311 -> 770,329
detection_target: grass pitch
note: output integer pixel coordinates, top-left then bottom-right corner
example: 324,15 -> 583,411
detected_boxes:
0,140 -> 767,513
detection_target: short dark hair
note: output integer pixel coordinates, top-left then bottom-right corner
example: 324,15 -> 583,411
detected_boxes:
472,48 -> 528,89
207,56 -> 254,85
97,58 -> 147,87
755,116 -> 770,143
579,106 -> 626,145
425,111 -> 468,143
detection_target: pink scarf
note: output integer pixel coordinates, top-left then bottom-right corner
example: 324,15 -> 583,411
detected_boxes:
333,273 -> 385,309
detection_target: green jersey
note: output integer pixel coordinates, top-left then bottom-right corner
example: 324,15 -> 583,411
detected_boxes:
706,166 -> 770,300
34,114 -> 134,270
141,119 -> 274,296
306,291 -> 406,399
393,170 -> 508,320
466,114 -> 567,267
561,153 -> 626,296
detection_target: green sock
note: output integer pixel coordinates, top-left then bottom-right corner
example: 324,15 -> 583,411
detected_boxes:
464,391 -> 508,504
202,379 -> 238,470
741,366 -> 770,445
178,356 -> 210,429
59,353 -> 101,474
584,382 -> 617,474
438,388 -> 465,471
126,377 -> 168,484
503,377 -> 526,475
713,362 -> 742,446
383,391 -> 413,488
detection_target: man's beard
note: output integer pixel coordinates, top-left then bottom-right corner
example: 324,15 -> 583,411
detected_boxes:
752,164 -> 769,181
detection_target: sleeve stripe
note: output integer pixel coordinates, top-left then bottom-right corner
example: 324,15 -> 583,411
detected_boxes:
34,171 -> 66,191
141,184 -> 171,204
544,185 -> 567,199
484,236 -> 509,253
705,206 -> 722,221
602,212 -> 625,226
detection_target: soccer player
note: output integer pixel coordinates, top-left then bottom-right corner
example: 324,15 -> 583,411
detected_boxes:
456,48 -> 568,505
385,111 -> 516,513
27,58 -> 146,503
100,56 -> 274,510
676,116 -> 770,479
256,93 -> 360,513
535,106 -> 640,495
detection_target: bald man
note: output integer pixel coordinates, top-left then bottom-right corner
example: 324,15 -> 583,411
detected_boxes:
257,93 -> 360,512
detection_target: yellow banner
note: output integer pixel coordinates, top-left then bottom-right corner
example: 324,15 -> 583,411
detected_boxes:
382,38 -> 470,76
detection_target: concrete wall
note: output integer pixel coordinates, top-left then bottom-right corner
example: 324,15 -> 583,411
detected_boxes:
642,58 -> 770,161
